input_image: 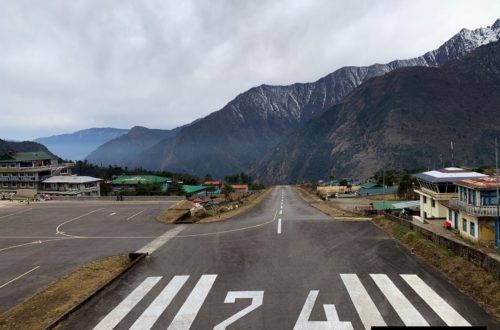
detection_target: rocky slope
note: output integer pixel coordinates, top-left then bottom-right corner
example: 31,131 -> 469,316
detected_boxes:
133,19 -> 500,178
0,139 -> 53,156
252,40 -> 500,183
35,128 -> 128,161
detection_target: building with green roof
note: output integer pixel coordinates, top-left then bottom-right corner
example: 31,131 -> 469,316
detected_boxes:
182,185 -> 207,195
112,175 -> 171,194
0,151 -> 72,194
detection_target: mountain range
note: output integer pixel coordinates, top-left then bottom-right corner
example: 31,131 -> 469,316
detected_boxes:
35,128 -> 129,161
252,39 -> 500,183
80,19 -> 500,180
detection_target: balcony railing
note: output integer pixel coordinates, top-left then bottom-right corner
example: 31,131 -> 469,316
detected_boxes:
449,199 -> 500,217
0,163 -> 73,173
0,176 -> 37,182
414,187 -> 458,200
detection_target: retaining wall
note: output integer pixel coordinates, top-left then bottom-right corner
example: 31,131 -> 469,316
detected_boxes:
49,196 -> 185,202
383,213 -> 500,279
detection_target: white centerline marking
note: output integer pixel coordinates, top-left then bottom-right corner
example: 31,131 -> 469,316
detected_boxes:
277,218 -> 282,234
109,212 -> 116,216
0,208 -> 33,220
55,208 -> 104,235
341,274 -> 386,330
167,274 -> 217,330
401,274 -> 470,326
279,210 -> 282,215
136,225 -> 187,255
370,274 -> 428,326
0,265 -> 40,289
93,277 -> 161,330
127,209 -> 147,220
131,275 -> 189,330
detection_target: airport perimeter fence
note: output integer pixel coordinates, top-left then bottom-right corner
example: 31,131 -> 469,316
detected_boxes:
383,213 -> 500,279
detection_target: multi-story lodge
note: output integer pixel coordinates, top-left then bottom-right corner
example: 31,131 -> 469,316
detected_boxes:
40,176 -> 102,197
0,151 -> 73,194
413,167 -> 487,222
449,176 -> 500,247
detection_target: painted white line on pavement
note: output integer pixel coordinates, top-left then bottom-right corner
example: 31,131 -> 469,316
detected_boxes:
130,275 -> 189,330
340,274 -> 386,330
127,209 -> 147,220
0,265 -> 40,289
0,208 -> 33,220
279,210 -> 282,215
277,218 -> 282,234
93,277 -> 162,330
167,274 -> 217,330
55,208 -> 105,235
0,237 -> 72,253
370,274 -> 428,326
136,225 -> 187,255
109,212 -> 116,216
401,274 -> 470,326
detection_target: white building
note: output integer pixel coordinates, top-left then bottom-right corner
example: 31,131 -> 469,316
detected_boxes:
41,176 -> 102,197
413,167 -> 487,222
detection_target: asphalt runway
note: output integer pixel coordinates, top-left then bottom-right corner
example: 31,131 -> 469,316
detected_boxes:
0,198 -> 181,313
62,186 -> 499,329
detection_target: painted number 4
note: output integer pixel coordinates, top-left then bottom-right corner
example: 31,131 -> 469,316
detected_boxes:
294,291 -> 353,330
214,291 -> 264,330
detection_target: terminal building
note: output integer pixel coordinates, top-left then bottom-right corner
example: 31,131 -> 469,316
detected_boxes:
0,151 -> 73,195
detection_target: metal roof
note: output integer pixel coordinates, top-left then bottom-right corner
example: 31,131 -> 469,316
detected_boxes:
112,175 -> 170,185
43,176 -> 102,184
455,176 -> 500,190
0,151 -> 55,162
413,167 -> 487,183
392,201 -> 420,209
182,185 -> 207,194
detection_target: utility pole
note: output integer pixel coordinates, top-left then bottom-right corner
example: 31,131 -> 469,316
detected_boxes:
495,137 -> 499,249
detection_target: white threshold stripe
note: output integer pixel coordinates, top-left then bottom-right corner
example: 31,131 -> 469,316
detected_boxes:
127,209 -> 146,220
277,218 -> 282,234
167,274 -> 217,330
340,274 -> 386,330
0,265 -> 40,289
401,274 -> 470,326
370,274 -> 428,326
130,275 -> 189,330
136,225 -> 187,255
93,277 -> 161,330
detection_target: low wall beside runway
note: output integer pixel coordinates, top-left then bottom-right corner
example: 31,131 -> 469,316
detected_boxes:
49,196 -> 185,202
383,213 -> 500,279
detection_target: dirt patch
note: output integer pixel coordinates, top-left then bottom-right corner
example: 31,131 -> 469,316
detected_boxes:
197,189 -> 272,223
293,186 -> 363,219
0,255 -> 130,330
372,217 -> 500,320
156,200 -> 192,224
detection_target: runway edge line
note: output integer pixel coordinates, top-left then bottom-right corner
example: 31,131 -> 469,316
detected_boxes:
43,253 -> 147,330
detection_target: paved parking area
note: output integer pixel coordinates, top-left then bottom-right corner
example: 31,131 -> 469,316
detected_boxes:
0,198 -> 181,313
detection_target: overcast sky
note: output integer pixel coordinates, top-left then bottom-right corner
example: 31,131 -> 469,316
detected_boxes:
1,0 -> 499,140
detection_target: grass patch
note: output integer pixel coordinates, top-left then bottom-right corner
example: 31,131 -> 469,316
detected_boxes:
372,217 -> 500,320
0,255 -> 130,330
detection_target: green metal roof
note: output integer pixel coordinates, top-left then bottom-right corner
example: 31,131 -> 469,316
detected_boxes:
0,151 -> 55,162
182,185 -> 207,194
112,175 -> 170,185
372,200 -> 401,210
359,182 -> 378,189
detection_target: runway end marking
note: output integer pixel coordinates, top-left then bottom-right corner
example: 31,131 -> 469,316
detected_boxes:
0,265 -> 40,289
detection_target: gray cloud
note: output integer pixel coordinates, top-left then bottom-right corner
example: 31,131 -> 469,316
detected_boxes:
1,0 -> 499,140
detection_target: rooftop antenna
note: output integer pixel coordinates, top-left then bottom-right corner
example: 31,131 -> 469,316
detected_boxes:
451,141 -> 454,167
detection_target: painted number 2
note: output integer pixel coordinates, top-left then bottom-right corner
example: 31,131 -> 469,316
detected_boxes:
213,291 -> 264,330
294,290 -> 353,330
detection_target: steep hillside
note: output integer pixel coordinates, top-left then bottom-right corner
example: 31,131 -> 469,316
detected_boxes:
0,139 -> 54,156
35,128 -> 128,161
136,19 -> 500,178
85,126 -> 179,166
252,40 -> 500,183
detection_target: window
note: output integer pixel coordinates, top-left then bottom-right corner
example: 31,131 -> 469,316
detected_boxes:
424,212 -> 427,219
423,196 -> 427,204
448,210 -> 452,221
470,222 -> 475,237
462,219 -> 467,232
431,199 -> 435,208
2,183 -> 7,187
29,183 -> 34,188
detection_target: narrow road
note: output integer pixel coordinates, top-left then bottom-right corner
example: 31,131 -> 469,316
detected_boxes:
63,186 -> 498,329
